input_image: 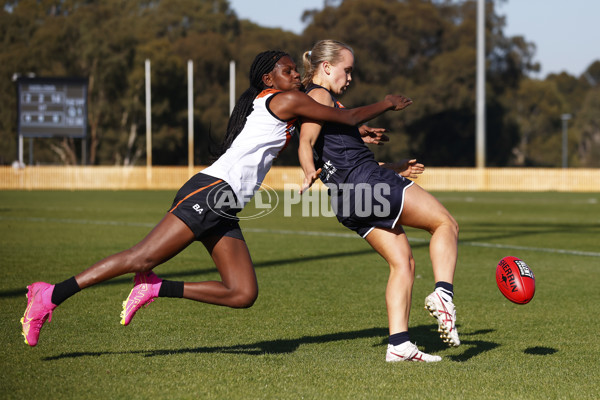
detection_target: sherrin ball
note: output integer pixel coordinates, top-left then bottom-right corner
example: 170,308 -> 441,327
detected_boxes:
496,256 -> 535,304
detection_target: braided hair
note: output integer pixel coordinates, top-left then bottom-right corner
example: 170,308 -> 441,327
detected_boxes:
213,50 -> 289,158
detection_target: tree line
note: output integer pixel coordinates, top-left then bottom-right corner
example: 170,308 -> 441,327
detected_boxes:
1,0 -> 598,167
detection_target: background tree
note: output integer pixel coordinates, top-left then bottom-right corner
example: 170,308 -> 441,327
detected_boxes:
0,0 -> 598,167
574,86 -> 600,167
300,0 -> 538,166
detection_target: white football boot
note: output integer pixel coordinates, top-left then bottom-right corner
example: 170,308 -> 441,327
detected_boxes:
425,291 -> 460,347
385,342 -> 442,363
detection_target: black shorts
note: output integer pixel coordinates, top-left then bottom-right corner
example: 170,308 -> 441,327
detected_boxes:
169,173 -> 244,241
330,165 -> 414,238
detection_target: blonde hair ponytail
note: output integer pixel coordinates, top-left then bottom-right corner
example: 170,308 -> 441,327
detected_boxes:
301,40 -> 354,88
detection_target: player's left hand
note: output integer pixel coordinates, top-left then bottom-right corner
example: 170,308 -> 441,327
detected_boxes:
359,125 -> 389,145
397,159 -> 425,179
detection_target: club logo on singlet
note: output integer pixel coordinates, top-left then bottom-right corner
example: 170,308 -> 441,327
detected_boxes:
320,160 -> 337,182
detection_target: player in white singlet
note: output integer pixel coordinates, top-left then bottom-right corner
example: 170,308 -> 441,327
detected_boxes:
21,50 -> 413,348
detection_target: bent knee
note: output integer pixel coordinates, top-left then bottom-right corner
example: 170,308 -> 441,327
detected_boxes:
434,214 -> 459,237
449,215 -> 459,236
389,256 -> 415,275
122,248 -> 157,274
229,288 -> 258,308
128,257 -> 156,274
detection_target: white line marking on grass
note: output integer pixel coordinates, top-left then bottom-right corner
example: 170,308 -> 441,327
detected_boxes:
0,216 -> 156,228
244,228 -> 600,257
454,240 -> 600,258
2,216 -> 599,258
244,227 -> 358,239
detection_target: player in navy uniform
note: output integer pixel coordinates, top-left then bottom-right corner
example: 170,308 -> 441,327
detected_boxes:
21,50 -> 413,347
299,40 -> 460,362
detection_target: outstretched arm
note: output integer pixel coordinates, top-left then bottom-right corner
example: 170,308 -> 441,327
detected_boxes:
270,90 -> 412,126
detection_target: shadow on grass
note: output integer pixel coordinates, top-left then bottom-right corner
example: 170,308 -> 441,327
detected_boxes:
406,325 -> 499,363
2,243 -> 432,299
524,346 -> 558,356
43,324 -> 498,362
457,221 -> 600,248
42,326 -> 388,361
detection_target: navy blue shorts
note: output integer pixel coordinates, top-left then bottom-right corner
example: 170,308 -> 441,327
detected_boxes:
169,173 -> 244,241
329,165 -> 414,238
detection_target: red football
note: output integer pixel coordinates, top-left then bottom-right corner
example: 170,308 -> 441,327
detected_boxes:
496,256 -> 535,304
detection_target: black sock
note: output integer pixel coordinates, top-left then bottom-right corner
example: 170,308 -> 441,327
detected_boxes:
435,281 -> 454,300
158,280 -> 184,298
51,276 -> 81,306
389,331 -> 410,346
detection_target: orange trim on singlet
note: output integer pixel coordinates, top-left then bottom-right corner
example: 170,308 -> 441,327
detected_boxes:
256,88 -> 281,99
277,120 -> 295,156
168,179 -> 223,213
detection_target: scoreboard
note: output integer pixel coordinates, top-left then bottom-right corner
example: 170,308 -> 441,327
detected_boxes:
17,77 -> 88,138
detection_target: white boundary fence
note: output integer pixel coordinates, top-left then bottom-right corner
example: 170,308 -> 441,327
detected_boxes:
1,166 -> 599,192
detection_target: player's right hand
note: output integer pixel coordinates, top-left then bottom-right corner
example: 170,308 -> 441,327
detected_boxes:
300,168 -> 322,194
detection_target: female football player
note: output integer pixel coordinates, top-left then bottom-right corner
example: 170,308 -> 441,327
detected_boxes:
21,50 -> 413,347
299,40 -> 460,362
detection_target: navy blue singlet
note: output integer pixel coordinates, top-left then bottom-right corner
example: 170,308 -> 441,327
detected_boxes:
304,84 -> 414,238
304,83 -> 379,185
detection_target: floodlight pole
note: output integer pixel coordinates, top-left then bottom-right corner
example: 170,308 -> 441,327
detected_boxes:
188,60 -> 194,175
476,0 -> 486,168
561,113 -> 571,168
18,135 -> 23,166
230,60 -> 236,115
145,59 -> 152,182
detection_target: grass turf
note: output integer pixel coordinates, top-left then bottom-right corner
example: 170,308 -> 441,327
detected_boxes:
1,190 -> 599,399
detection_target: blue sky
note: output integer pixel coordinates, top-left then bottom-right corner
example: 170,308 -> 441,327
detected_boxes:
228,0 -> 600,78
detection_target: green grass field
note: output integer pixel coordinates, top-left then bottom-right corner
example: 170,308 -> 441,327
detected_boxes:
1,190 -> 599,399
